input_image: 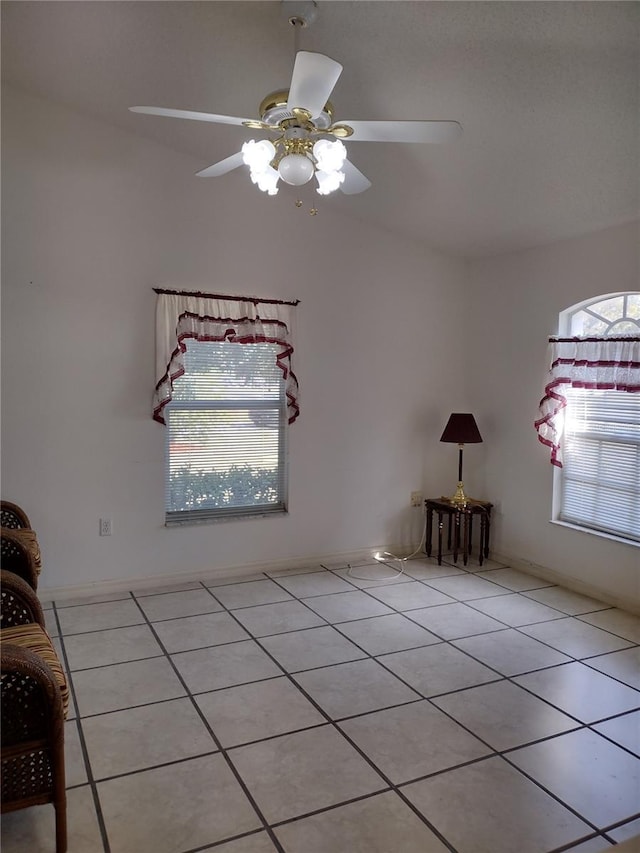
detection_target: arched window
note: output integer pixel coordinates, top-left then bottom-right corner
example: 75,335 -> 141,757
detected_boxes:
564,293 -> 640,337
536,293 -> 640,543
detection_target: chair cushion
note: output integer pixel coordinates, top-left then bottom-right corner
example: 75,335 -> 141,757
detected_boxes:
1,624 -> 69,717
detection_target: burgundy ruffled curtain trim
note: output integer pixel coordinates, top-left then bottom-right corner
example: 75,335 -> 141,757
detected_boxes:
153,293 -> 299,426
535,336 -> 640,467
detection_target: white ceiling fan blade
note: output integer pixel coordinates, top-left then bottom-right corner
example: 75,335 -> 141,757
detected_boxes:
341,120 -> 463,144
196,151 -> 245,177
129,106 -> 251,127
340,159 -> 371,195
287,51 -> 343,120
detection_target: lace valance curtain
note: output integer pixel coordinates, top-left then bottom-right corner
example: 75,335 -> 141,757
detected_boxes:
535,335 -> 640,466
153,289 -> 300,425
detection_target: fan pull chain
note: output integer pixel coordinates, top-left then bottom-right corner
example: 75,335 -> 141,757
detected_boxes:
294,199 -> 318,215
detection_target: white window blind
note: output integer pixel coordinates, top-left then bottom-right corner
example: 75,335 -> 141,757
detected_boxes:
560,387 -> 640,542
165,339 -> 287,523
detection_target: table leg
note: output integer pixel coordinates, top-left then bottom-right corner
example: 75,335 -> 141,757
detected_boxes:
452,510 -> 460,563
484,510 -> 491,559
437,510 -> 444,565
463,513 -> 471,566
426,506 -> 433,557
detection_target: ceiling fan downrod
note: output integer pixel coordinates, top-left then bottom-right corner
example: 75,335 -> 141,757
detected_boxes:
282,0 -> 318,55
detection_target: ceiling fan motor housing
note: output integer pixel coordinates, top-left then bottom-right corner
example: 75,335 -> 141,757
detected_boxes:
259,91 -> 334,130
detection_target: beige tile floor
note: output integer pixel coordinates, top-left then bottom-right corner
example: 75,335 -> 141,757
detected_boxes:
2,554 -> 639,853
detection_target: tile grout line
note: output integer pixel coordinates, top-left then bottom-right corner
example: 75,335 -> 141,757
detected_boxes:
61,572 -> 640,729
56,562 -> 637,653
52,602 -> 112,853
263,573 -> 636,841
547,832 -> 615,852
299,568 -> 640,728
202,580 -> 460,853
248,573 -> 627,846
178,828 -> 269,853
354,566 -> 640,694
126,592 -> 288,853
52,564 -> 640,852
282,576 -> 640,845
64,605 -> 639,755
68,572 -> 637,749
379,620 -> 638,841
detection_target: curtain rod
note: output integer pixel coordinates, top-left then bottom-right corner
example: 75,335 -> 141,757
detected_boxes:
153,288 -> 300,307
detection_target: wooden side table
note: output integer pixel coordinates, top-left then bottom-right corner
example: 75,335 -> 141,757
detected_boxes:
425,497 -> 492,567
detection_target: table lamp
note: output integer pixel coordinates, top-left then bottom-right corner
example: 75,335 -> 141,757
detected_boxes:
440,413 -> 483,508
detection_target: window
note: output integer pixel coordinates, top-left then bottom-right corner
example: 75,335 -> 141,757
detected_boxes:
560,385 -> 639,540
152,290 -> 299,525
538,293 -> 640,543
165,340 -> 288,523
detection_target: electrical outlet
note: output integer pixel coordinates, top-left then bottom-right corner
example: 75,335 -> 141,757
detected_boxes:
410,491 -> 423,507
99,518 -> 112,536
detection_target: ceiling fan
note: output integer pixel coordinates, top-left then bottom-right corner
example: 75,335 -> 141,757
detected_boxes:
129,1 -> 462,198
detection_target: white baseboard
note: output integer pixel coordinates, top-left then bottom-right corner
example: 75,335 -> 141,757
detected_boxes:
493,551 -> 640,615
38,544 -> 640,616
38,544 -> 398,603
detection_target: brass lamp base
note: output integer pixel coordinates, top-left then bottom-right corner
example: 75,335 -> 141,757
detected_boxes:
449,482 -> 469,508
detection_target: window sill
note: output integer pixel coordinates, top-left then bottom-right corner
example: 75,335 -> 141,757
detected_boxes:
165,508 -> 288,527
549,519 -> 640,549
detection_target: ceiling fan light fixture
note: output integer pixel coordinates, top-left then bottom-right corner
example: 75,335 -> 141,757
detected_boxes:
249,164 -> 280,195
315,168 -> 345,195
313,138 -> 346,172
131,10 -> 462,204
278,152 -> 315,186
241,139 -> 276,171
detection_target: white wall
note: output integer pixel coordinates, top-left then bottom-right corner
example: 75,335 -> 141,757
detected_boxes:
466,221 -> 640,608
1,86 -> 469,591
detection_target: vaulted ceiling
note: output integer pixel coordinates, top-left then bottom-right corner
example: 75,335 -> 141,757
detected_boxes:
2,1 -> 638,258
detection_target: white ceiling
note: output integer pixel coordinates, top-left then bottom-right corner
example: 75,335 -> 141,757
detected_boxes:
2,1 -> 639,258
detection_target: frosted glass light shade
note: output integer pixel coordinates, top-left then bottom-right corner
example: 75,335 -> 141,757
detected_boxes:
278,154 -> 315,186
250,165 -> 280,195
242,139 -> 276,172
316,169 -> 345,195
313,139 -> 347,172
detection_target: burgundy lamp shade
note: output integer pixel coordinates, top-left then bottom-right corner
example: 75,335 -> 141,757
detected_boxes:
440,414 -> 482,507
440,413 -> 483,445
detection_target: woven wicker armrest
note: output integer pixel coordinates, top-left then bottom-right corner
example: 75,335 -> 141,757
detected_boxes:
1,570 -> 46,629
1,643 -> 66,746
1,530 -> 40,590
1,623 -> 69,718
1,642 -> 68,852
0,502 -> 32,530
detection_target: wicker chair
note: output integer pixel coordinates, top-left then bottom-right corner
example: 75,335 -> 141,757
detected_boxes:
1,529 -> 41,590
1,502 -> 32,530
1,503 -> 41,590
1,570 -> 68,853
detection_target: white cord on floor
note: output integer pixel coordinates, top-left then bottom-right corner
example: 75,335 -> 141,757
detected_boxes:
346,517 -> 427,582
346,560 -> 406,582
